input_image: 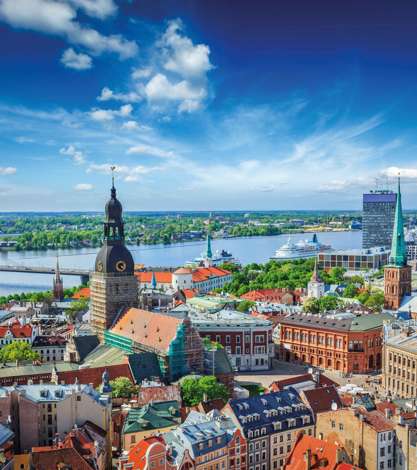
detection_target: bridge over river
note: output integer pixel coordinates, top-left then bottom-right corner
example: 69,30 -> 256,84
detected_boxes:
0,265 -> 90,284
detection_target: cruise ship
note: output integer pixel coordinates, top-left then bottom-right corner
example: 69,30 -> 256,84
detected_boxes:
271,234 -> 332,260
186,249 -> 240,267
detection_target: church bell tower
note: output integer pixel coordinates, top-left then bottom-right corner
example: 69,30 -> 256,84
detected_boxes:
384,176 -> 411,310
90,170 -> 138,340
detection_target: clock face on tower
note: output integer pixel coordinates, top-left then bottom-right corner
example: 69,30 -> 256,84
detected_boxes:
97,261 -> 103,272
116,260 -> 127,272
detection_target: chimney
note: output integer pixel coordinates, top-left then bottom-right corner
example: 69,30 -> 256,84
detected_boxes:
304,449 -> 312,470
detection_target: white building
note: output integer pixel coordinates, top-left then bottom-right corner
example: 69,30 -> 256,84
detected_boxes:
307,260 -> 325,299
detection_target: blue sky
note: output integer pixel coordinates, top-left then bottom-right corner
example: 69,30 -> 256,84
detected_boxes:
1,0 -> 417,211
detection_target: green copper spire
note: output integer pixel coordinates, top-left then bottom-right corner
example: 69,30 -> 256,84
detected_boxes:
390,176 -> 407,267
206,232 -> 213,259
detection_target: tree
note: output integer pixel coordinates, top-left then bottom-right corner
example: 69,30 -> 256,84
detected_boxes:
343,283 -> 359,298
236,300 -> 255,313
303,298 -> 320,314
0,341 -> 39,365
67,298 -> 89,322
109,377 -> 137,398
364,290 -> 385,311
319,296 -> 342,312
181,376 -> 229,406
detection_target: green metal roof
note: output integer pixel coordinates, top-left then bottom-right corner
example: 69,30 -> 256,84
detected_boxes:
349,312 -> 393,331
390,177 -> 407,267
122,400 -> 181,435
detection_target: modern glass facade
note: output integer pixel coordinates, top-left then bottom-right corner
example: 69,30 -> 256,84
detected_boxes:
362,191 -> 396,249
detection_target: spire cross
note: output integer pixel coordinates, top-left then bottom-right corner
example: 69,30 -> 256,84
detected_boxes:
110,166 -> 116,188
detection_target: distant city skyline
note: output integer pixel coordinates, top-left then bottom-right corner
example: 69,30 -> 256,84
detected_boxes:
2,0 -> 417,210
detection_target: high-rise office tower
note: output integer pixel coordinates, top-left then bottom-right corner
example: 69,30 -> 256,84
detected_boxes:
362,190 -> 397,249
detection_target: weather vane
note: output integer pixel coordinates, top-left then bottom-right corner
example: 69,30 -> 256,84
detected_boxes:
110,165 -> 116,187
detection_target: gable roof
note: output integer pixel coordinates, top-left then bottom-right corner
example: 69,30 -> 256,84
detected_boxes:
127,436 -> 166,470
270,373 -> 339,392
111,308 -> 183,353
72,335 -> 100,362
0,323 -> 32,338
128,352 -> 163,383
191,267 -> 230,283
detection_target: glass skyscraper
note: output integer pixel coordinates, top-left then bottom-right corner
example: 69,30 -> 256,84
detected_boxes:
362,190 -> 397,249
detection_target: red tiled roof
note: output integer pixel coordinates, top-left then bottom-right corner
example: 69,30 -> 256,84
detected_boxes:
137,384 -> 181,407
241,288 -> 304,303
136,271 -> 173,284
174,267 -> 192,275
376,401 -> 397,416
59,363 -> 133,388
285,434 -> 348,470
0,323 -> 32,339
358,408 -> 394,432
72,287 -> 90,299
183,288 -> 197,299
111,308 -> 182,353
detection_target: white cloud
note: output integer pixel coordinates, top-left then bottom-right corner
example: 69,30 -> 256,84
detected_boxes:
67,0 -> 117,19
87,162 -> 160,181
61,47 -> 92,70
127,143 -> 175,158
60,144 -> 85,164
161,19 -> 212,79
144,73 -> 206,110
381,167 -> 417,179
97,86 -> 141,103
89,104 -> 133,122
131,67 -> 152,80
0,167 -> 17,175
0,0 -> 138,59
74,183 -> 93,190
122,120 -> 139,130
15,136 -> 35,143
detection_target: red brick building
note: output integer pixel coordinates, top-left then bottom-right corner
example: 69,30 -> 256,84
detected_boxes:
278,312 -> 392,374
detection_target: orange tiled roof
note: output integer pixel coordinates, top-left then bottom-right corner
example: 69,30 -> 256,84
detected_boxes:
183,289 -> 197,299
72,287 -> 90,299
285,435 -> 356,470
136,271 -> 173,284
191,266 -> 230,282
241,288 -> 304,302
0,323 -> 32,339
127,436 -> 165,470
111,308 -> 182,353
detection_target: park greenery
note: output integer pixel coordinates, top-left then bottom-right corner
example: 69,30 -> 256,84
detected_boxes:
180,375 -> 229,406
0,211 -> 361,251
0,285 -> 85,307
109,376 -> 138,398
220,258 -> 385,312
0,341 -> 40,364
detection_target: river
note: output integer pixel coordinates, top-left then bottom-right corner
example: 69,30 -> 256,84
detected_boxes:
0,230 -> 362,296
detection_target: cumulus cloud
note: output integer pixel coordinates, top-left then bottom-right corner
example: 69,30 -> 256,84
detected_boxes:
144,73 -> 206,112
131,67 -> 152,80
0,167 -> 17,175
0,0 -> 137,59
122,120 -> 139,130
61,47 -> 92,70
74,183 -> 93,190
161,19 -> 213,79
97,86 -> 141,103
127,143 -> 175,158
89,104 -> 133,122
59,144 -> 85,164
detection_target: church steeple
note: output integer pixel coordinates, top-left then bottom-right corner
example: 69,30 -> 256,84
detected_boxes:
390,176 -> 407,267
103,166 -> 125,244
53,256 -> 64,301
206,232 -> 213,259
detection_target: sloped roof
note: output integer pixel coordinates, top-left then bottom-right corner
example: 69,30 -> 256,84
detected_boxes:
191,267 -> 230,283
111,308 -> 182,353
136,271 -> 173,284
72,335 -> 100,362
127,437 -> 165,470
0,323 -> 32,338
123,400 -> 181,435
128,352 -> 163,383
302,386 -> 343,416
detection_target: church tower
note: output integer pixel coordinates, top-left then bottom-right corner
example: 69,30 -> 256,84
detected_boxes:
384,176 -> 411,310
203,232 -> 213,267
307,258 -> 325,299
53,257 -> 64,301
90,171 -> 138,340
